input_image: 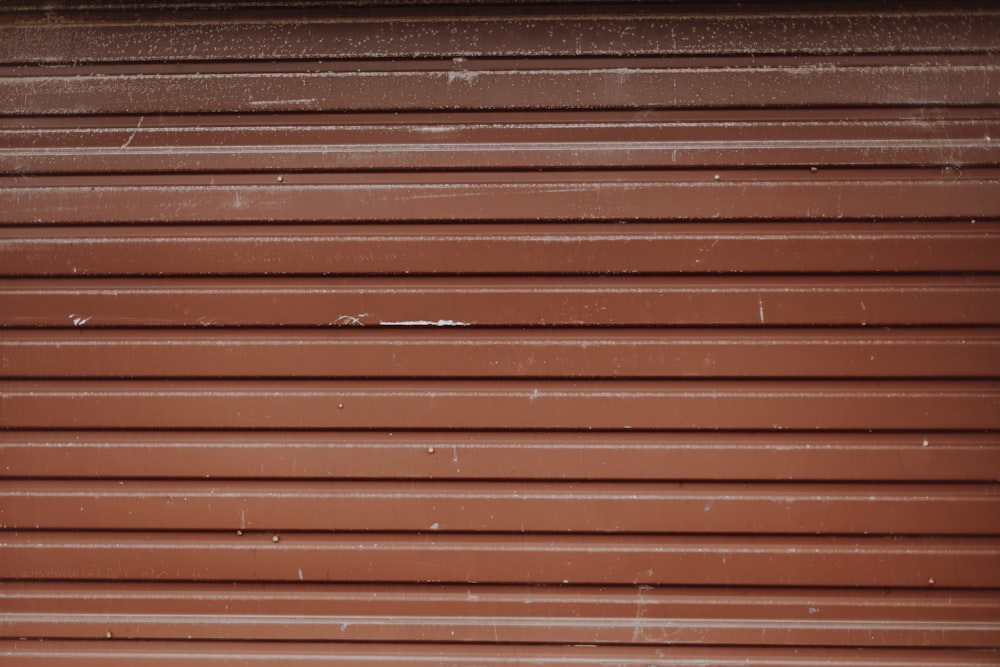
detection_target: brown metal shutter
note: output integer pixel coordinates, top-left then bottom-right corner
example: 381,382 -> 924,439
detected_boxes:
1,1 -> 999,664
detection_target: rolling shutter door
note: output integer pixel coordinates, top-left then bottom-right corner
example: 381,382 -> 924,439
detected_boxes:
2,1 -> 999,665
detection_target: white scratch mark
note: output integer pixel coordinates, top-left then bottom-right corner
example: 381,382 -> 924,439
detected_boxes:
334,313 -> 368,326
297,568 -> 303,581
757,296 -> 765,323
429,523 -> 439,530
380,320 -> 470,327
249,98 -> 316,107
68,314 -> 91,326
120,115 -> 143,149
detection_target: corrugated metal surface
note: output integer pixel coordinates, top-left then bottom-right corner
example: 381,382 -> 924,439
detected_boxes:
1,1 -> 999,664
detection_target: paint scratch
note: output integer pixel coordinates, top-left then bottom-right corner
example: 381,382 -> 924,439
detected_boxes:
120,115 -> 143,149
334,313 -> 368,326
380,319 -> 470,327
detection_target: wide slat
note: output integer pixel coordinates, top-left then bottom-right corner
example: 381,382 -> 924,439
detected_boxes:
3,533 -> 998,587
4,222 -> 999,276
2,111 -> 997,172
3,56 -> 999,115
3,329 -> 998,378
3,172 -> 999,222
2,584 -> 997,647
3,276 -> 999,328
3,9 -> 998,63
2,641 -> 997,667
3,380 -> 999,430
3,431 -> 996,482
3,480 -> 996,534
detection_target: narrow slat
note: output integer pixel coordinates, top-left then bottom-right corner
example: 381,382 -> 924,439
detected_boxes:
3,174 -> 998,223
2,583 -> 997,647
4,222 -> 999,276
3,57 -> 999,115
3,432 -> 995,481
3,276 -> 999,328
2,380 -> 998,430
3,10 -> 998,63
3,533 -> 998,587
3,481 -> 996,534
3,329 -> 998,378
1,641 -> 997,667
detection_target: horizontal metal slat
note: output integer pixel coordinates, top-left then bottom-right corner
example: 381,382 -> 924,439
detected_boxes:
3,112 -> 997,172
2,380 -> 998,430
2,583 -> 997,647
4,431 -> 995,481
2,641 -> 997,667
4,222 -> 999,276
3,329 -> 998,378
4,57 -> 999,114
3,10 -> 998,63
3,276 -> 999,328
3,533 -> 998,587
4,175 -> 998,223
3,481 -> 996,534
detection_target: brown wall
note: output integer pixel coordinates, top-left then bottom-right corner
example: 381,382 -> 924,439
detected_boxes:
1,1 -> 999,664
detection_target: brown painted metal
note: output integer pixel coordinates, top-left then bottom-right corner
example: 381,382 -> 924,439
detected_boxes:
4,480 -> 998,534
4,55 -> 1000,115
4,329 -> 999,378
1,1 -> 999,663
4,222 -> 1000,276
4,379 -> 1000,430
2,431 -> 998,481
3,171 -> 999,223
4,7 -> 998,63
3,276 -> 1000,327
3,583 -> 997,647
3,110 -> 998,173
3,532 -> 999,588
1,641 -> 998,667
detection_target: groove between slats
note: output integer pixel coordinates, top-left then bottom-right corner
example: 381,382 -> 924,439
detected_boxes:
3,276 -> 999,328
4,176 -> 998,223
3,431 -> 995,481
2,380 -> 998,430
3,533 -> 998,587
3,10 -> 998,63
3,329 -> 998,378
2,481 -> 996,534
4,58 -> 1000,115
2,641 -> 997,667
4,222 -> 999,276
2,584 -> 997,647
